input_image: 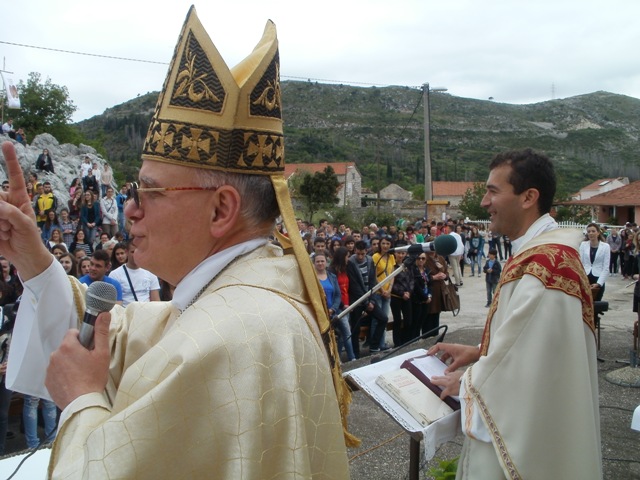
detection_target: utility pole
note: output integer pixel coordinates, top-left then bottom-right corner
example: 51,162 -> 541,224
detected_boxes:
422,83 -> 447,219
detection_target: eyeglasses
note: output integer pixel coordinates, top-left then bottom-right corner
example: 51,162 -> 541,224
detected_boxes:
128,182 -> 218,208
1,185 -> 9,191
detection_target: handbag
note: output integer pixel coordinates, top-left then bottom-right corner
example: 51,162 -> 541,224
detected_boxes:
441,279 -> 460,316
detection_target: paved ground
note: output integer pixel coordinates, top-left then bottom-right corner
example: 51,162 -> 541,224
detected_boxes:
343,266 -> 640,479
1,265 -> 639,479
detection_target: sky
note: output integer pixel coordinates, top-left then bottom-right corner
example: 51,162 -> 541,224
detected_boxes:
2,0 -> 640,122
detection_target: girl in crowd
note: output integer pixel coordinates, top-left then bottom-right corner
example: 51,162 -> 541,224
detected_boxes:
328,247 -> 356,361
579,223 -> 610,302
302,233 -> 313,255
0,257 -> 22,306
111,242 -> 128,270
80,190 -> 101,243
58,252 -> 78,277
69,229 -> 93,257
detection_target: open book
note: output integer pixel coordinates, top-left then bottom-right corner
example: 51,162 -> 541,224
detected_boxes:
375,354 -> 460,427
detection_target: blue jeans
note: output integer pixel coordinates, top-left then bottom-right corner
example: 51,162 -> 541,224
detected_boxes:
334,315 -> 356,361
372,294 -> 390,348
23,396 -> 57,448
486,281 -> 497,305
470,252 -> 482,275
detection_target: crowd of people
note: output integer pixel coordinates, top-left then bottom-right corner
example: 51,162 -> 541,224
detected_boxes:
304,216 -> 516,361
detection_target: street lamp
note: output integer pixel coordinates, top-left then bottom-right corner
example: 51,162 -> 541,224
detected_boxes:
423,83 -> 447,217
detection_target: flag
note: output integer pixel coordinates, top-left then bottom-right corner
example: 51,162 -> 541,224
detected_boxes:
1,72 -> 21,109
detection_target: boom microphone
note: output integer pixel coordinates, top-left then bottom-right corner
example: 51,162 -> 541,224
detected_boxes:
390,234 -> 458,256
78,281 -> 118,349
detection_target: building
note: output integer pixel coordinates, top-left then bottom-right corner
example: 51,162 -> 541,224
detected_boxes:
572,177 -> 630,200
284,162 -> 362,207
566,180 -> 640,224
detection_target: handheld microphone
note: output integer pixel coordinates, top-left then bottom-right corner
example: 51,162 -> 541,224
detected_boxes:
390,234 -> 458,256
78,281 -> 118,349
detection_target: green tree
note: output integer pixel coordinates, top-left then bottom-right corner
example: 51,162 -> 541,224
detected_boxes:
12,72 -> 78,143
299,166 -> 340,221
458,182 -> 489,220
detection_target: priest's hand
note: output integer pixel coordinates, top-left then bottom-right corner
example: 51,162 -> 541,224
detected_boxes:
431,370 -> 464,399
427,342 -> 481,373
46,313 -> 111,410
0,142 -> 53,280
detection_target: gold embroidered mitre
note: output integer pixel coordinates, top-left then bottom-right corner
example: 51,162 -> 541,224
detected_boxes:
141,6 -> 359,447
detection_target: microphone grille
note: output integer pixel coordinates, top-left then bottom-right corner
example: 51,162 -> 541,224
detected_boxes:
86,281 -> 118,313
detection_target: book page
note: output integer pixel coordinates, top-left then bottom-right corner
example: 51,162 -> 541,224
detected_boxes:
408,355 -> 460,401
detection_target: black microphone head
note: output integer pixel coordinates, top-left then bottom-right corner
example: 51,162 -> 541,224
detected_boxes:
434,235 -> 458,256
86,281 -> 118,314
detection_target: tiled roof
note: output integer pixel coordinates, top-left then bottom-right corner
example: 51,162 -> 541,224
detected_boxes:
433,181 -> 477,197
580,178 -> 620,191
568,180 -> 640,206
284,162 -> 357,179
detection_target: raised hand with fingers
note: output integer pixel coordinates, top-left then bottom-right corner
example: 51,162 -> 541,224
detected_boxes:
0,141 -> 53,280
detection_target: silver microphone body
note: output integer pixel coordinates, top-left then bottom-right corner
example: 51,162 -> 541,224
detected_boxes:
78,281 -> 118,348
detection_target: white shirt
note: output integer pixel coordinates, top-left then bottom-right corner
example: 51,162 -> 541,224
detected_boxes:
109,265 -> 161,306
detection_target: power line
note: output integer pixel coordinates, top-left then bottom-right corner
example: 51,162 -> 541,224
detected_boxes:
0,40 -> 416,89
0,40 -> 168,65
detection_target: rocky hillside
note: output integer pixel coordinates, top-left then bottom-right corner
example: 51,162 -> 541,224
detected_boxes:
75,82 -> 640,198
0,133 -> 109,207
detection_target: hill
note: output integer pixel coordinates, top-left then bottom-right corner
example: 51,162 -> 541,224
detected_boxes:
75,82 -> 640,198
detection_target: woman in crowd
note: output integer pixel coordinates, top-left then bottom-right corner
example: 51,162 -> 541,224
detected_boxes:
68,188 -> 83,222
50,243 -> 68,260
372,235 -> 395,319
422,248 -> 449,337
46,228 -> 64,252
327,248 -> 356,361
579,223 -> 611,302
607,228 -> 622,274
328,237 -> 342,261
58,252 -> 78,277
58,208 -> 76,249
410,253 -> 432,339
111,242 -> 128,270
68,177 -> 81,198
343,235 -> 355,256
101,164 -> 113,197
78,256 -> 92,278
69,229 -> 93,257
405,226 -> 417,244
302,233 -> 313,255
467,225 -> 484,277
41,209 -> 60,244
0,257 -> 21,306
390,246 -> 414,347
80,190 -> 101,243
314,254 -> 354,361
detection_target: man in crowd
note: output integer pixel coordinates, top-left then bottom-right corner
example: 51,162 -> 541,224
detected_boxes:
347,240 -> 389,357
2,8 -> 351,478
1,119 -> 13,135
34,181 -> 57,228
429,148 -> 601,479
78,249 -> 123,304
109,240 -> 160,306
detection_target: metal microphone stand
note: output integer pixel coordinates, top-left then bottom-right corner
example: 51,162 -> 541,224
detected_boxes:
370,324 -> 448,364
